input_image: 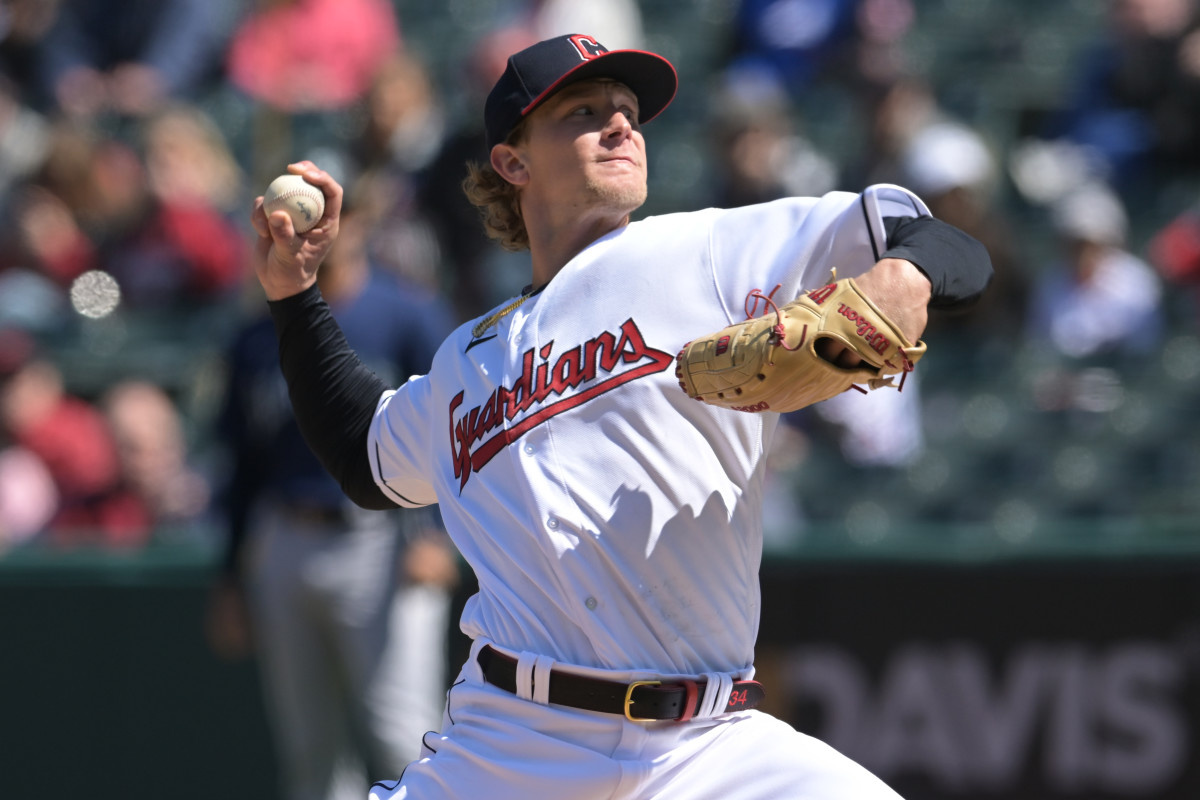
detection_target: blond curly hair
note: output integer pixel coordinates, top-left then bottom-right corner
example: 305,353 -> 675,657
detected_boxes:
462,122 -> 530,252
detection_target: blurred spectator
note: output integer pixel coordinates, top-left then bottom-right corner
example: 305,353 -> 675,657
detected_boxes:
358,51 -> 446,176
226,0 -> 400,177
1033,0 -> 1200,196
724,0 -> 860,94
226,0 -> 399,114
814,381 -> 925,468
0,328 -> 58,548
142,103 -> 246,215
99,379 -> 211,538
59,118 -> 246,310
1027,182 -> 1164,362
5,180 -> 93,310
350,51 -> 447,294
843,76 -> 1026,347
28,118 -> 95,215
901,122 -> 995,213
707,65 -> 839,208
844,0 -> 916,89
1147,193 -> 1200,324
205,202 -> 459,800
2,122 -> 97,294
0,0 -> 61,96
900,121 -> 1028,343
107,112 -> 248,308
0,327 -> 137,546
3,115 -> 246,319
93,139 -> 243,310
1149,199 -> 1200,285
34,0 -> 234,119
844,73 -> 941,191
0,437 -> 58,550
417,25 -> 538,318
124,105 -> 249,306
0,74 -> 49,208
724,0 -> 913,99
524,0 -> 646,49
0,178 -> 73,332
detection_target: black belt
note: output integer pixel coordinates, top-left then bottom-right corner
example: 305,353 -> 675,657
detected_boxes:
477,645 -> 765,722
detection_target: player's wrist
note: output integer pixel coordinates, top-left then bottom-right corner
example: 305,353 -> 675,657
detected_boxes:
854,258 -> 931,343
258,255 -> 320,301
862,257 -> 932,297
261,277 -> 319,302
265,280 -> 323,310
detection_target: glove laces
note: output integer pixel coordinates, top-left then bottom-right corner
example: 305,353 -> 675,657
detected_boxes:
746,289 -> 804,360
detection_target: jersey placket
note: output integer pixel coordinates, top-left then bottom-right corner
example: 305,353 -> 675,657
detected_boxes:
499,301 -> 600,619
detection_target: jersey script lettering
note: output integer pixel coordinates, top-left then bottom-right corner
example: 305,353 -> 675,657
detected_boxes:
449,318 -> 674,490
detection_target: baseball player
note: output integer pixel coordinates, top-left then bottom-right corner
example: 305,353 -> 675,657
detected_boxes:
249,34 -> 992,800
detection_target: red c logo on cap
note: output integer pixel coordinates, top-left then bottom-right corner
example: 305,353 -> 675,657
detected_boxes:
569,34 -> 607,61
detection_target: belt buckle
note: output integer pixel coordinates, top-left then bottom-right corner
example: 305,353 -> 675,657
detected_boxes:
623,680 -> 662,722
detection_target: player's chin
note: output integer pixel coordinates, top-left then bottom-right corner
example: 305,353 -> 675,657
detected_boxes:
587,174 -> 647,213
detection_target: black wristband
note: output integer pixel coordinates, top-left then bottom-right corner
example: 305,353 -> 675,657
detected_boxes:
882,215 -> 994,309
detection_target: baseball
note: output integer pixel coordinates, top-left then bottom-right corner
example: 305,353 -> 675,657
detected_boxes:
263,174 -> 325,233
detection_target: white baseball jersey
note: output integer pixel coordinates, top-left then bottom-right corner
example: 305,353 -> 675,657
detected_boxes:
368,185 -> 929,678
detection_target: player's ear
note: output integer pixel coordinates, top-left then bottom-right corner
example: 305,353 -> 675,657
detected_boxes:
490,143 -> 529,187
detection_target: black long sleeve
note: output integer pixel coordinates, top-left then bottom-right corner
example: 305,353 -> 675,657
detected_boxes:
882,215 -> 994,310
267,284 -> 395,510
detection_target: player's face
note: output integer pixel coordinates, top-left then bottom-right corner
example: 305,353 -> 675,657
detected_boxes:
516,79 -> 648,219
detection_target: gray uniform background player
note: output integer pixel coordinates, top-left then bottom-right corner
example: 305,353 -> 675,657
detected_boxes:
246,35 -> 992,800
205,200 -> 460,800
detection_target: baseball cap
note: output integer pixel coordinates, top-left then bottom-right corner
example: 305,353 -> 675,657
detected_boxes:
484,33 -> 678,152
1051,181 -> 1128,247
901,122 -> 995,197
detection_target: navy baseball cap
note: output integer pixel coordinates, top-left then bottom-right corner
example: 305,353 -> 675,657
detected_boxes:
484,33 -> 678,152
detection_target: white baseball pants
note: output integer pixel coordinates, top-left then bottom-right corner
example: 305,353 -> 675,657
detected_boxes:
368,639 -> 903,800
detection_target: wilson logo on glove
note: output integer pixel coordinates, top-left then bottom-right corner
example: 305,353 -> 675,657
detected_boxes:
674,276 -> 926,413
836,304 -> 891,354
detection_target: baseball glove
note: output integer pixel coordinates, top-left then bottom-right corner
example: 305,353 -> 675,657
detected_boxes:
674,276 -> 926,413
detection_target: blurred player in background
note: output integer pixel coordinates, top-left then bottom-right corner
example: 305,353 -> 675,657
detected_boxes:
206,198 -> 459,800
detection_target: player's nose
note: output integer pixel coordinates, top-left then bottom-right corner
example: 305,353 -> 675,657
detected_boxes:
601,109 -> 634,141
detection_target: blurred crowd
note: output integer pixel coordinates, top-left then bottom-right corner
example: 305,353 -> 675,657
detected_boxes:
3,0 -> 1200,555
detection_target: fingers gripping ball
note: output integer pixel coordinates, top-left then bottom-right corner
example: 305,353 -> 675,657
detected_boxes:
263,174 -> 325,233
674,277 -> 927,413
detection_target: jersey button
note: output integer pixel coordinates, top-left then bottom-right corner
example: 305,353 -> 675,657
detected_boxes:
546,517 -> 559,530
523,443 -> 534,455
585,597 -> 598,611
